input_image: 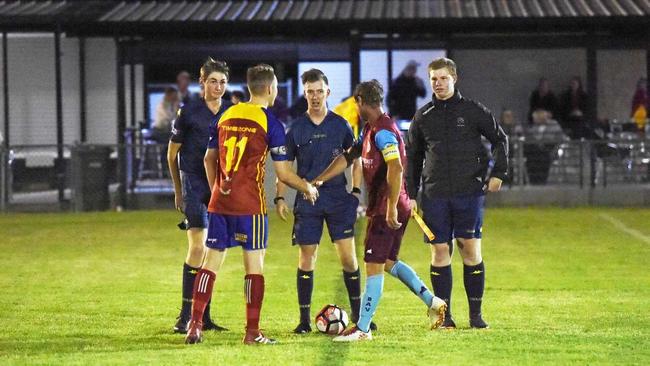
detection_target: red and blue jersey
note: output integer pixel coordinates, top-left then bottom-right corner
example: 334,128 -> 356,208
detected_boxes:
207,103 -> 288,215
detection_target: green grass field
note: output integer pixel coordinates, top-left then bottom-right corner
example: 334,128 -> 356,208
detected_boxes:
1,208 -> 650,365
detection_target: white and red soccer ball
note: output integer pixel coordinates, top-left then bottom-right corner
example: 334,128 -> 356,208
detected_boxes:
315,304 -> 349,335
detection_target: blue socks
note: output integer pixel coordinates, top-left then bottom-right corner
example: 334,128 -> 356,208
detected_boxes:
389,260 -> 435,308
357,274 -> 384,333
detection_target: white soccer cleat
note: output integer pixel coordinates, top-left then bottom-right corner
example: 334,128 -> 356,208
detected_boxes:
428,296 -> 447,329
332,326 -> 372,342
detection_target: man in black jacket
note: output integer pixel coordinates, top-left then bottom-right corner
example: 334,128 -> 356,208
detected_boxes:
406,57 -> 508,329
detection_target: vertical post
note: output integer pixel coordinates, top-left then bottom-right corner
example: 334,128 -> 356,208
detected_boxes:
387,34 -> 393,89
2,32 -> 8,148
586,45 -> 598,127
350,30 -> 360,91
142,62 -> 149,128
129,48 -> 136,128
79,37 -> 87,143
54,26 -> 65,205
2,32 -> 9,209
116,38 -> 127,209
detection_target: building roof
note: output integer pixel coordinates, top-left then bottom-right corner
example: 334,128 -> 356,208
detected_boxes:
0,0 -> 648,35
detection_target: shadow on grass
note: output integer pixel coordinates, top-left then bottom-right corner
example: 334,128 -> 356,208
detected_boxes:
312,222 -> 367,366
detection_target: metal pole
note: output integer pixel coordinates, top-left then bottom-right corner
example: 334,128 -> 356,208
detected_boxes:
586,45 -> 598,127
350,30 -> 360,91
79,37 -> 87,143
2,32 -> 8,149
116,38 -> 127,209
2,32 -> 9,208
387,34 -> 393,90
54,26 -> 65,205
129,48 -> 136,128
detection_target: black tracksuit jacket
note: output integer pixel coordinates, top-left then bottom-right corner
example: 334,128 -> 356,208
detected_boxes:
406,90 -> 509,199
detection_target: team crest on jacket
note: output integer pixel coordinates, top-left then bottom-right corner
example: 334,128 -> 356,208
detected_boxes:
456,117 -> 465,127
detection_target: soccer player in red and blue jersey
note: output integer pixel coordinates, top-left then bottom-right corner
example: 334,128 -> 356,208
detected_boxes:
314,80 -> 447,342
184,64 -> 319,345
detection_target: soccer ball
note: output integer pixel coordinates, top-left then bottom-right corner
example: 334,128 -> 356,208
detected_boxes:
315,304 -> 349,335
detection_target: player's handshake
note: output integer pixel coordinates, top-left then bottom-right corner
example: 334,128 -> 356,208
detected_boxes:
302,181 -> 319,204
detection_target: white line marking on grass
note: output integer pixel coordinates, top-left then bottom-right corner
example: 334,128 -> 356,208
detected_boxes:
599,213 -> 650,244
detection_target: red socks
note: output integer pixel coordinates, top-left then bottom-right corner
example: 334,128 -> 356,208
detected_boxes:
191,269 -> 216,323
245,274 -> 265,331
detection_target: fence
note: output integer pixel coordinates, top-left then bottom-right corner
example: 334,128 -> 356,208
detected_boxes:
2,136 -> 650,212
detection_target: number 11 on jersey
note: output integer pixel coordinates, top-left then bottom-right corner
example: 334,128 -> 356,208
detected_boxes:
223,135 -> 248,173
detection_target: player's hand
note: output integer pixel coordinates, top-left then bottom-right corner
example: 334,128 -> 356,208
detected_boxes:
276,199 -> 290,221
386,207 -> 402,230
311,180 -> 323,188
487,177 -> 503,192
409,199 -> 417,217
174,193 -> 184,213
303,182 -> 319,204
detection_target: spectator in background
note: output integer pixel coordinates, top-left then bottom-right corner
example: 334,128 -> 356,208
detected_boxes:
230,90 -> 245,105
334,96 -> 362,138
524,110 -> 566,185
290,95 -> 308,119
559,76 -> 589,139
153,86 -> 180,140
528,78 -> 558,125
631,77 -> 648,131
177,70 -> 199,105
388,60 -> 426,121
152,86 -> 180,175
270,95 -> 290,123
500,109 -> 523,139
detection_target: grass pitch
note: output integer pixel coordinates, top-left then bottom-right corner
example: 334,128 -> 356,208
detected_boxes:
1,207 -> 650,365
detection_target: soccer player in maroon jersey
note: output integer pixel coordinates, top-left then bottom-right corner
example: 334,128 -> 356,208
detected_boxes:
313,80 -> 447,342
184,64 -> 319,345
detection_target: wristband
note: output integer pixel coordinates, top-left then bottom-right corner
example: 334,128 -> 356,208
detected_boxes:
351,187 -> 361,194
273,196 -> 285,204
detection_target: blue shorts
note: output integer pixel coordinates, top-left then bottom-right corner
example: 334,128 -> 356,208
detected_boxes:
421,192 -> 484,244
205,213 -> 268,251
181,172 -> 211,229
292,187 -> 359,245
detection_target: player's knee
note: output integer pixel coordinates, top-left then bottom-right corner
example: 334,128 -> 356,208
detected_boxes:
299,249 -> 317,271
338,250 -> 357,272
431,244 -> 452,266
458,239 -> 482,265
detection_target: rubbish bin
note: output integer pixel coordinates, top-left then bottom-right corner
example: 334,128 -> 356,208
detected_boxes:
71,145 -> 111,211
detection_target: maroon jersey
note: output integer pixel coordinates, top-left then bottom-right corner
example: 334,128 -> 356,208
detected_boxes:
360,113 -> 411,217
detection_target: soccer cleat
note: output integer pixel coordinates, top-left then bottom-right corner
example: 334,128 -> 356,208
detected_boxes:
440,315 -> 456,329
428,296 -> 447,329
184,320 -> 204,344
352,317 -> 377,331
332,326 -> 372,342
470,313 -> 489,329
293,322 -> 312,334
203,319 -> 228,331
243,329 -> 277,345
173,315 -> 189,334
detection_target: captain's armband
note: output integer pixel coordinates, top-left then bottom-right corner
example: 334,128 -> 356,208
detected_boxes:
381,144 -> 399,162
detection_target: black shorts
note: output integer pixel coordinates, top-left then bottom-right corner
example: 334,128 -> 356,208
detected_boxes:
181,172 -> 211,229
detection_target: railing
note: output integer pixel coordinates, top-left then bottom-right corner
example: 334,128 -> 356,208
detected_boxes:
1,135 -> 650,212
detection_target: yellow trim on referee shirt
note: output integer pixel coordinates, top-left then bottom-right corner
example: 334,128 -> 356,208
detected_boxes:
381,143 -> 400,162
